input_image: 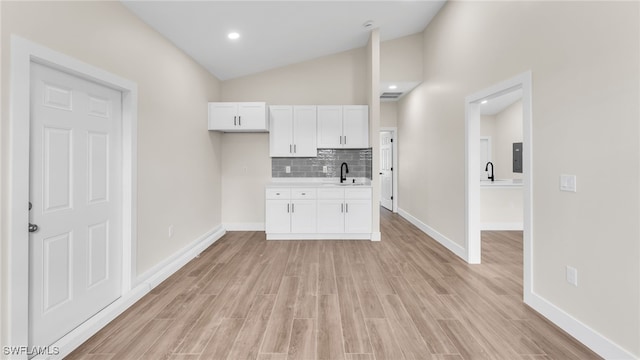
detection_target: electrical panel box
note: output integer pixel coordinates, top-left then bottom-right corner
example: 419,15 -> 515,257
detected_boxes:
513,142 -> 523,173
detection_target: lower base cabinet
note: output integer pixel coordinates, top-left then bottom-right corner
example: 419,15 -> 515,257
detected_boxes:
266,185 -> 372,239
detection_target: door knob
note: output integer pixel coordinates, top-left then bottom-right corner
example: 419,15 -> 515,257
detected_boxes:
28,201 -> 39,232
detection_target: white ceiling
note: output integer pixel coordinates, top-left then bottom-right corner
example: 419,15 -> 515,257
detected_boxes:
122,1 -> 446,80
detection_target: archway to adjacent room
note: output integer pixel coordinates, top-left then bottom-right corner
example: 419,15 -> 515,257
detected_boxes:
464,71 -> 533,301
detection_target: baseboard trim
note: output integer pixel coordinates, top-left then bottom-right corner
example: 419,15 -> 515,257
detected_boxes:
224,222 -> 265,231
480,222 -> 523,231
397,208 -> 467,261
43,225 -> 226,360
370,231 -> 381,241
266,233 -> 371,240
526,292 -> 637,360
136,225 -> 226,288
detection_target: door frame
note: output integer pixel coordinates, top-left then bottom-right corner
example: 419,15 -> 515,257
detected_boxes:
379,127 -> 398,212
8,36 -> 138,354
464,71 -> 533,302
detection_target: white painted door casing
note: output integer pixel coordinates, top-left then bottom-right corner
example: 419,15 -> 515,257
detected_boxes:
29,63 -> 122,348
380,131 -> 393,210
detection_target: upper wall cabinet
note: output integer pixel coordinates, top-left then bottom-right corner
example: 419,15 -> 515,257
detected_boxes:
270,105 -> 317,157
208,102 -> 267,132
317,105 -> 369,148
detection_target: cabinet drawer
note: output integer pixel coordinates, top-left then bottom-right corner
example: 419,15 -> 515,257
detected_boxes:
292,188 -> 317,199
266,188 -> 291,199
345,188 -> 371,200
317,188 -> 345,199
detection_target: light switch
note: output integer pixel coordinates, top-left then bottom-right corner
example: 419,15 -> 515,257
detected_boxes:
560,175 -> 577,192
566,265 -> 578,286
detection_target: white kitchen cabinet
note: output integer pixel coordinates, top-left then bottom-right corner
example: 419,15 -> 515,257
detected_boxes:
317,187 -> 372,234
344,200 -> 372,233
317,105 -> 369,148
269,106 -> 317,157
317,200 -> 345,233
208,102 -> 267,132
265,188 -> 316,234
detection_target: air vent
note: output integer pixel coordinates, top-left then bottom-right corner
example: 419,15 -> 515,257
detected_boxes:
380,92 -> 403,99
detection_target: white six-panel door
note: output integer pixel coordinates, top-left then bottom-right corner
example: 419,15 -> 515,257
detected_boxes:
29,63 -> 122,348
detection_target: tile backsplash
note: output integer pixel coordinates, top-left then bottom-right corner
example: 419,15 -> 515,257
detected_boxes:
272,148 -> 372,179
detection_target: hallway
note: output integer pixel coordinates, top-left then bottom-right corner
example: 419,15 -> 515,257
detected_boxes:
68,209 -> 600,359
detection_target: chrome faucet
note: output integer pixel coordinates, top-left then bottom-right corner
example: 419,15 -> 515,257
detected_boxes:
340,162 -> 349,183
485,161 -> 494,182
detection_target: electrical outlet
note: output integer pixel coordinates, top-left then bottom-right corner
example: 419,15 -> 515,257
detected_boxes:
323,166 -> 328,173
168,225 -> 174,238
566,265 -> 578,286
285,166 -> 291,173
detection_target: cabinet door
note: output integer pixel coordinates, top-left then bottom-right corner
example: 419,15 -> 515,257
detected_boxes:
208,102 -> 238,130
293,106 -> 317,157
317,199 -> 345,233
317,106 -> 343,148
343,105 -> 369,148
291,200 -> 317,233
265,200 -> 291,233
344,200 -> 372,233
269,106 -> 294,157
238,102 -> 267,130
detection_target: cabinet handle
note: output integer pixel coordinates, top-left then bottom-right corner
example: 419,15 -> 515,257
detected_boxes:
341,203 -> 344,213
287,203 -> 290,213
301,192 -> 306,195
292,203 -> 295,213
234,116 -> 237,126
239,116 -> 241,126
294,144 -> 297,153
290,144 -> 292,153
344,135 -> 347,144
346,203 -> 349,213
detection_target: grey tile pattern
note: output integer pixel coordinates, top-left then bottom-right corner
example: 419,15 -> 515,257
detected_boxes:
272,148 -> 372,179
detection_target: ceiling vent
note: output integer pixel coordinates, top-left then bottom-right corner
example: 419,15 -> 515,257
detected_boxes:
380,92 -> 403,99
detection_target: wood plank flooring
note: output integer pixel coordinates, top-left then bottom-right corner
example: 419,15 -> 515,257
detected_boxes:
67,209 -> 601,360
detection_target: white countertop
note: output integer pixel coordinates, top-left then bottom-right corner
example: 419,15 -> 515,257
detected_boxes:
480,179 -> 523,188
267,177 -> 372,188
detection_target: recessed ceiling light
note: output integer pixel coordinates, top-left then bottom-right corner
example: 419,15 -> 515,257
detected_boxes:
481,100 -> 488,104
388,85 -> 398,90
228,32 -> 240,40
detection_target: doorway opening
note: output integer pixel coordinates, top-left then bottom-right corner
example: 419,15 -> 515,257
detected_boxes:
465,71 -> 533,301
379,127 -> 398,213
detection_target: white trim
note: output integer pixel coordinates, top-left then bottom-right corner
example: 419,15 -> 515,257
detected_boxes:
223,222 -> 265,231
32,225 -> 226,360
266,233 -> 372,240
8,36 -> 138,357
379,127 -> 398,213
527,292 -> 638,360
480,222 -> 523,231
397,208 -> 466,261
370,231 -> 381,241
135,225 -> 226,288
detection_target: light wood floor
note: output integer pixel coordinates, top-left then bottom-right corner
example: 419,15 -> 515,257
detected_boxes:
68,209 -> 601,360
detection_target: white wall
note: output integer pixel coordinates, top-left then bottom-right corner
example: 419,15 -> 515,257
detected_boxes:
380,32 -> 423,82
380,102 -> 398,128
1,1 -> 222,347
219,48 -> 367,226
397,1 -> 639,356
